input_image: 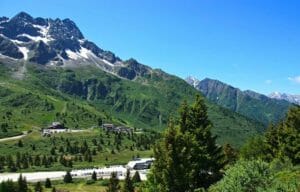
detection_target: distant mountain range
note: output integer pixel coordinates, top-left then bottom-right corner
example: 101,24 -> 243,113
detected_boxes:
0,12 -> 265,147
268,92 -> 300,105
186,76 -> 293,125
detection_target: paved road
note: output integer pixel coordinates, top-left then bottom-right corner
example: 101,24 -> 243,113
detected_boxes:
0,171 -> 65,182
0,129 -> 87,143
0,132 -> 28,143
0,166 -> 148,183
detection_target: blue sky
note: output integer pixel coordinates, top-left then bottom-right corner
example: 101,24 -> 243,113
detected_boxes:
0,0 -> 299,94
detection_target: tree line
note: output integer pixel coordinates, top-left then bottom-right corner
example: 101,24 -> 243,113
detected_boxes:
140,95 -> 300,192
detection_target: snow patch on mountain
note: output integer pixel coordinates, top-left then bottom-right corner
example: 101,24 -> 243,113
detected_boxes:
66,47 -> 101,61
79,47 -> 92,59
18,47 -> 29,60
17,33 -> 53,43
11,39 -> 24,44
269,92 -> 300,105
32,24 -> 52,41
185,76 -> 200,87
101,58 -> 114,66
66,49 -> 80,60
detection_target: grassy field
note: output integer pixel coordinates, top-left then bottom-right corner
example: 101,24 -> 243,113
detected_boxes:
0,129 -> 156,172
29,179 -> 108,192
27,178 -> 145,192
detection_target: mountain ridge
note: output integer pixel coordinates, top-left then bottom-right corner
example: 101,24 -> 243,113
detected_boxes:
0,12 -> 157,82
186,76 -> 293,125
268,92 -> 300,105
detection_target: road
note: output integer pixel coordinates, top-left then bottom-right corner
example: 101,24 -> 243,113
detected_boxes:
0,166 -> 148,183
0,129 -> 88,142
0,132 -> 28,142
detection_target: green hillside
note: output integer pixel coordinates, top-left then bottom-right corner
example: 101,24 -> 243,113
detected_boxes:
0,61 -> 264,147
194,78 -> 292,125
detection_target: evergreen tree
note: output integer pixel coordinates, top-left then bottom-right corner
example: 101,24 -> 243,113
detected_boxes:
223,143 -> 237,165
0,181 -> 7,192
277,106 -> 300,164
17,140 -> 23,147
240,135 -> 269,160
122,169 -> 134,192
132,171 -> 141,184
265,123 -> 279,159
147,95 -> 225,191
106,172 -> 120,192
63,171 -> 73,183
265,106 -> 300,164
1,180 -> 16,192
42,155 -> 47,167
0,162 -> 3,172
17,174 -> 28,192
50,147 -> 56,156
34,155 -> 41,166
16,156 -> 21,169
45,178 -> 52,188
91,171 -> 97,181
7,155 -> 17,172
22,156 -> 29,169
147,120 -> 191,192
182,95 -> 224,188
34,181 -> 43,192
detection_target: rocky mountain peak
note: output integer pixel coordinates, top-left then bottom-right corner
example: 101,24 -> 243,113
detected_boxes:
0,12 -> 154,81
49,18 -> 84,40
11,12 -> 34,23
0,17 -> 9,23
269,92 -> 300,105
0,12 -> 110,66
185,76 -> 200,87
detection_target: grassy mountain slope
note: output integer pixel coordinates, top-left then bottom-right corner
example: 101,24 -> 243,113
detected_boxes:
0,60 -> 264,147
195,78 -> 292,125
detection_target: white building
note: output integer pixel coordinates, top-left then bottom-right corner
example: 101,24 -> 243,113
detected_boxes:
126,158 -> 154,170
42,122 -> 68,136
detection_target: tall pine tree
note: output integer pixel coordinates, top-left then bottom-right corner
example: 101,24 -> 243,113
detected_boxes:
122,169 -> 134,192
17,174 -> 28,192
132,171 -> 141,184
63,171 -> 73,183
91,171 -> 97,181
106,172 -> 120,192
34,181 -> 43,192
265,106 -> 300,164
45,178 -> 52,188
146,95 -> 224,192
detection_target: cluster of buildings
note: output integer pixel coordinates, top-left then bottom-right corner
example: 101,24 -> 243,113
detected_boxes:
41,122 -> 134,136
42,122 -> 68,136
71,158 -> 154,180
102,123 -> 133,134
